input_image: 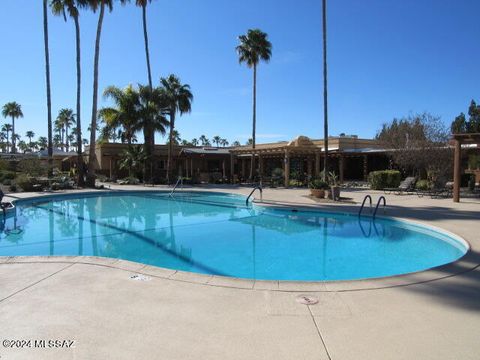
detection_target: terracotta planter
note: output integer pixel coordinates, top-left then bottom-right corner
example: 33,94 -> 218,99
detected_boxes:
310,189 -> 325,198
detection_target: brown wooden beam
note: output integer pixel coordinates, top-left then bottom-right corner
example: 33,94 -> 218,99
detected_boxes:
453,139 -> 462,202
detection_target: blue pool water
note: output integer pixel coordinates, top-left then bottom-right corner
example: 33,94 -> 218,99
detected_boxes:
0,191 -> 467,281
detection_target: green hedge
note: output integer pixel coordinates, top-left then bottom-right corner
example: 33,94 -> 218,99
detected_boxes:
415,179 -> 430,190
368,170 -> 401,190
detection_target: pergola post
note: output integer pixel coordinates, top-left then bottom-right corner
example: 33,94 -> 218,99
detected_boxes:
315,151 -> 321,177
453,139 -> 462,203
307,157 -> 313,178
241,158 -> 246,179
339,155 -> 345,184
258,154 -> 264,179
284,150 -> 290,187
363,155 -> 368,181
230,153 -> 235,184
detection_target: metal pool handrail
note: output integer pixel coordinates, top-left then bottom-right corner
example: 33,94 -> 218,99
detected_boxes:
246,186 -> 263,206
373,196 -> 387,219
169,177 -> 184,197
358,195 -> 372,217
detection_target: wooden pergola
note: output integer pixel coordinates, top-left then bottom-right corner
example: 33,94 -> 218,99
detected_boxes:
230,136 -> 322,186
452,133 -> 480,202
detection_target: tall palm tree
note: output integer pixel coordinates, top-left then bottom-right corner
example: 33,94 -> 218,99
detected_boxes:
26,131 -> 35,149
2,102 -> 23,154
212,135 -> 221,147
236,29 -> 272,180
191,138 -> 198,146
322,0 -> 329,180
43,0 -> 54,174
159,75 -> 193,183
220,138 -> 229,147
51,0 -> 88,185
86,0 -> 126,187
1,124 -> 12,153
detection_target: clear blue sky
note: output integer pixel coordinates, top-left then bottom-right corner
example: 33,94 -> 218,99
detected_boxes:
0,0 -> 479,145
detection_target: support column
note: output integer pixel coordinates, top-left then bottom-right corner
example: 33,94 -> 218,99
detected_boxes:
307,157 -> 312,178
258,154 -> 264,178
315,151 -> 320,177
241,158 -> 246,178
190,158 -> 193,177
284,150 -> 290,187
185,158 -> 189,178
363,155 -> 368,181
453,140 -> 461,203
339,155 -> 345,184
230,154 -> 235,184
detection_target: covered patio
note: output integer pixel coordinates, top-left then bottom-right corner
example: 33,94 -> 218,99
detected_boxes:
452,133 -> 480,202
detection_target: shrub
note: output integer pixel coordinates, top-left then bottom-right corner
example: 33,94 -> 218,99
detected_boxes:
468,154 -> 480,170
15,174 -> 37,192
0,170 -> 15,183
17,159 -> 46,177
368,170 -> 401,190
288,179 -> 304,187
415,179 -> 430,190
309,179 -> 329,190
9,184 -> 17,192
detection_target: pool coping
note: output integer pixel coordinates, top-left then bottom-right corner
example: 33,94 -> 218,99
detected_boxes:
1,188 -> 478,292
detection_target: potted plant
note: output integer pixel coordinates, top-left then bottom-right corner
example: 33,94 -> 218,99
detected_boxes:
309,179 -> 329,198
328,171 -> 341,201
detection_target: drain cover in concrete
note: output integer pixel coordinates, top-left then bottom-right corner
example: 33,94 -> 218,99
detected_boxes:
296,295 -> 319,305
130,274 -> 151,282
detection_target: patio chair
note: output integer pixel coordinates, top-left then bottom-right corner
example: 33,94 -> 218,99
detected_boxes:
429,181 -> 453,199
384,177 -> 416,195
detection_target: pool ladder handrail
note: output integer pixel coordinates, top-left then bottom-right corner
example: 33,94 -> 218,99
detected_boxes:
246,185 -> 263,206
373,196 -> 386,219
358,195 -> 372,217
169,177 -> 184,197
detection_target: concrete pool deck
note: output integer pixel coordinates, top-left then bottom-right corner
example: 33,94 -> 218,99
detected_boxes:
0,185 -> 479,359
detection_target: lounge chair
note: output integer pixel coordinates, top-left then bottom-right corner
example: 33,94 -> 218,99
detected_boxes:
384,177 -> 416,195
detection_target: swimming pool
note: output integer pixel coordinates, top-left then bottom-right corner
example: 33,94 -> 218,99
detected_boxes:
0,191 -> 468,281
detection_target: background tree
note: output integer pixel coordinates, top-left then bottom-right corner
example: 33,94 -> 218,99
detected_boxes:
1,124 -> 12,152
2,102 -> 23,154
377,113 -> 452,185
236,29 -> 272,180
38,136 -> 48,149
199,135 -> 209,146
191,138 -> 198,146
246,138 -> 253,145
232,140 -> 241,147
57,108 -> 75,151
212,135 -> 221,147
220,138 -> 229,147
26,131 -> 35,149
160,74 -> 193,183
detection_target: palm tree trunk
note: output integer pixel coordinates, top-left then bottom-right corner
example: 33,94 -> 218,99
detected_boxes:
43,0 -> 53,176
142,3 -> 155,183
87,1 -> 106,188
65,125 -> 69,152
322,0 -> 329,181
74,15 -> 85,186
166,111 -> 175,184
11,116 -> 15,154
142,4 -> 153,89
250,63 -> 257,181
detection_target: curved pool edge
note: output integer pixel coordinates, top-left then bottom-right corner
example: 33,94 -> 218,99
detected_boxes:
1,189 -> 476,292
